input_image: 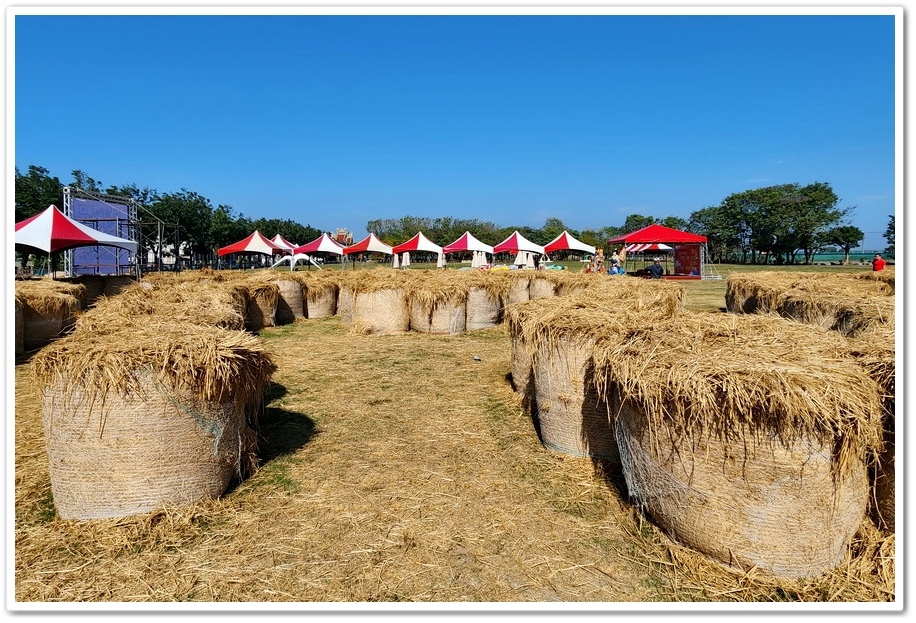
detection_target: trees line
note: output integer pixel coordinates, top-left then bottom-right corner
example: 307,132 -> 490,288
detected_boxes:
16,165 -> 894,266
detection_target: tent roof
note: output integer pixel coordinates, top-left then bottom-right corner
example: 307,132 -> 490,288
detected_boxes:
625,243 -> 674,253
392,231 -> 443,255
608,223 -> 707,244
15,204 -> 138,254
293,232 -> 346,255
343,232 -> 393,255
443,231 -> 494,254
493,230 -> 544,255
543,230 -> 596,254
217,230 -> 285,256
271,234 -> 298,252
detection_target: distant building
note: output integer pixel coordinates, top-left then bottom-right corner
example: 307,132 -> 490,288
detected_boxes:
335,228 -> 353,245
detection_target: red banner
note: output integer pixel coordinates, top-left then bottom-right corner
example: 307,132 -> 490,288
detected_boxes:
674,245 -> 701,276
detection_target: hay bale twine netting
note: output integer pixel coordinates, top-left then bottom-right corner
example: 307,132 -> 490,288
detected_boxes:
301,271 -> 340,319
15,279 -> 85,350
846,323 -> 896,533
270,274 -> 306,324
243,278 -> 280,330
503,279 -> 685,462
599,311 -> 884,579
463,271 -> 509,331
348,269 -> 410,335
405,272 -> 468,335
31,321 -> 276,520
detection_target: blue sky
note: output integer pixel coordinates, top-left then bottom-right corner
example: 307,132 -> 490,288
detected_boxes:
12,8 -> 899,248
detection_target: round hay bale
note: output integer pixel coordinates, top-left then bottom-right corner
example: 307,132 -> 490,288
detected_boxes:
21,296 -> 80,350
409,298 -> 467,335
337,285 -> 354,325
273,278 -> 305,324
532,335 -> 618,463
528,275 -> 556,300
352,288 -> 409,335
504,274 -> 531,305
615,402 -> 870,579
32,323 -> 276,521
306,287 -> 338,319
41,370 -> 256,520
466,286 -> 501,330
245,282 -> 279,330
872,415 -> 895,532
601,311 -> 884,578
508,331 -> 535,412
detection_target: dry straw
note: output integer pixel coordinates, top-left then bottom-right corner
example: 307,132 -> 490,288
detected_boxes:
594,310 -> 884,579
503,279 -> 686,461
31,320 -> 276,520
405,271 -> 470,335
299,270 -> 341,318
15,279 -> 85,350
845,323 -> 896,533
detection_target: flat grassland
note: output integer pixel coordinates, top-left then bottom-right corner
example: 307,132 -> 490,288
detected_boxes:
12,264 -> 894,606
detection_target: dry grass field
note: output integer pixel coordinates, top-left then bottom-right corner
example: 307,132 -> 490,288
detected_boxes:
12,265 -> 897,609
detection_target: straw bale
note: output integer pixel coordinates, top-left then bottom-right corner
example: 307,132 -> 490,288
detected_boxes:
31,322 -> 275,520
597,311 -> 884,578
852,267 -> 895,293
532,334 -> 619,463
244,281 -> 280,330
68,275 -> 107,309
404,272 -> 469,335
409,298 -> 467,335
74,280 -> 249,333
272,277 -> 306,324
301,271 -> 340,319
775,291 -> 894,337
528,274 -> 556,300
504,272 -> 531,305
552,272 -> 601,297
466,286 -> 501,330
615,400 -> 870,579
337,286 -> 354,324
16,280 -> 84,350
352,288 -> 409,335
846,324 -> 896,532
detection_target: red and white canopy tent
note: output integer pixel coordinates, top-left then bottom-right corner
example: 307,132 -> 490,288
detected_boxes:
271,234 -> 298,253
15,204 -> 139,277
343,233 -> 394,267
543,230 -> 596,256
294,232 -> 346,256
493,230 -> 545,267
15,204 -> 138,255
443,231 -> 495,268
391,232 -> 444,268
607,223 -> 714,279
624,242 -> 674,254
217,230 -> 285,261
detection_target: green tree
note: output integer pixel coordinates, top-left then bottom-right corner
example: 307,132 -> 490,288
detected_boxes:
621,214 -> 655,233
148,189 -> 214,265
15,165 -> 63,222
826,225 -> 865,265
884,215 -> 895,257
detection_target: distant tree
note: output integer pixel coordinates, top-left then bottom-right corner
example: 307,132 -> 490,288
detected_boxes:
884,215 -> 895,257
149,189 -> 214,265
539,217 -> 568,245
660,216 -> 690,231
15,165 -> 63,222
69,169 -> 104,193
826,225 -> 865,265
621,214 -> 655,233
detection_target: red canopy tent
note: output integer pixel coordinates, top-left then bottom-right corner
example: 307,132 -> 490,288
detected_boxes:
608,224 -> 711,279
217,230 -> 284,257
391,232 -> 443,255
271,234 -> 298,253
15,204 -> 138,255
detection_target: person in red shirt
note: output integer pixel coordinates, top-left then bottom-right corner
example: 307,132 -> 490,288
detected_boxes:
872,254 -> 887,271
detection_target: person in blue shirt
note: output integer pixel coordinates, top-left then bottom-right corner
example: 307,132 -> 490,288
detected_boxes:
647,257 -> 664,279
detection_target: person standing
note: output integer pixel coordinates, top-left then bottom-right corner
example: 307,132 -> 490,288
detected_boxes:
647,257 -> 664,279
872,254 -> 887,271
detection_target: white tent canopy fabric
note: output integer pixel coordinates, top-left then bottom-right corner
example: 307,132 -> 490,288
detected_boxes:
625,243 -> 674,253
343,233 -> 393,256
391,231 -> 443,255
443,231 -> 494,255
15,204 -> 138,254
218,230 -> 284,256
294,232 -> 346,256
271,234 -> 298,253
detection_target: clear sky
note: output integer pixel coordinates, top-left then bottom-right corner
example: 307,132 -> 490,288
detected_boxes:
12,6 -> 899,248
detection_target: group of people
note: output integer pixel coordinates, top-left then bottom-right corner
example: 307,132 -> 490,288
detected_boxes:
585,249 -> 665,278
